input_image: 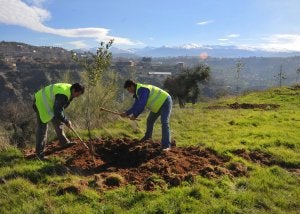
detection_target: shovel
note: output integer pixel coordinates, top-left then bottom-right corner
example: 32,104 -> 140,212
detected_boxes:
99,107 -> 140,121
68,125 -> 96,165
69,125 -> 89,149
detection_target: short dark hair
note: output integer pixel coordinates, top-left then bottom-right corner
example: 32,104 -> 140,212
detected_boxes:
71,83 -> 85,94
124,79 -> 136,88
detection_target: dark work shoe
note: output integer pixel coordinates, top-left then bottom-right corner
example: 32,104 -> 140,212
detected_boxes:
66,141 -> 76,145
35,154 -> 51,161
139,137 -> 152,143
36,155 -> 44,160
60,141 -> 76,148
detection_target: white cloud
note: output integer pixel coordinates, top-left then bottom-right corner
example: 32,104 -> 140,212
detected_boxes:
196,20 -> 214,25
24,0 -> 46,7
237,34 -> 300,52
227,34 -> 240,38
259,34 -> 300,51
68,40 -> 89,49
180,43 -> 203,49
218,38 -> 229,41
0,0 -> 138,45
218,34 -> 240,42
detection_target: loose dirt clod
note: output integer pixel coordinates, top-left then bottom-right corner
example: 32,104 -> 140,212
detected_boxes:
24,138 -> 249,190
56,185 -> 82,195
104,173 -> 125,187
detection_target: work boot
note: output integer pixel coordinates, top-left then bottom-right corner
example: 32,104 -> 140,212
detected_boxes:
35,153 -> 50,161
36,152 -> 44,160
161,145 -> 171,152
139,137 -> 152,143
60,141 -> 76,148
162,147 -> 171,152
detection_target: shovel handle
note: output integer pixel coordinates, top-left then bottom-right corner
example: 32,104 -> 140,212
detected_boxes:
99,107 -> 140,121
99,107 -> 122,116
68,125 -> 96,166
68,126 -> 89,149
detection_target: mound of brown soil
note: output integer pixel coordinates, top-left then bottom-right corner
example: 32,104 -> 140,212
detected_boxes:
25,138 -> 249,190
228,102 -> 280,110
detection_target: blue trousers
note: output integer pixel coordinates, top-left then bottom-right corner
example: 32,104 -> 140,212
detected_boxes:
144,96 -> 172,148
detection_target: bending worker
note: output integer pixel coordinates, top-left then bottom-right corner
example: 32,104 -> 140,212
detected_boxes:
121,80 -> 172,151
33,83 -> 84,159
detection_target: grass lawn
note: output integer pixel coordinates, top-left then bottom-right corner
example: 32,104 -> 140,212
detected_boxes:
0,86 -> 299,213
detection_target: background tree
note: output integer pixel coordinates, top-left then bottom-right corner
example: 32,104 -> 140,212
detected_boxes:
164,64 -> 210,108
296,67 -> 300,84
0,101 -> 35,148
72,40 -> 114,139
274,64 -> 287,87
235,60 -> 244,102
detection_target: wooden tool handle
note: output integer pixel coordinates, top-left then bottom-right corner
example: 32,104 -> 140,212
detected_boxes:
99,107 -> 141,121
99,107 -> 121,115
69,126 -> 89,149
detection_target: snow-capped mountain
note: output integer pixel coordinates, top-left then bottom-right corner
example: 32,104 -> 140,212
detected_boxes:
76,44 -> 300,58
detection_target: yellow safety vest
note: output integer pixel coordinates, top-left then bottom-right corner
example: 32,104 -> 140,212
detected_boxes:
34,83 -> 71,123
136,83 -> 169,113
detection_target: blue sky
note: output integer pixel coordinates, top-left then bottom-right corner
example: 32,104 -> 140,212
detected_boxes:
1,0 -> 300,51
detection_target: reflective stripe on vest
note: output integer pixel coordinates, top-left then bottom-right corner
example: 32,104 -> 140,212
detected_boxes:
41,85 -> 54,118
136,83 -> 169,113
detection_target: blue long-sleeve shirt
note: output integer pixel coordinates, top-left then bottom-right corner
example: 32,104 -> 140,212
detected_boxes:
126,87 -> 149,118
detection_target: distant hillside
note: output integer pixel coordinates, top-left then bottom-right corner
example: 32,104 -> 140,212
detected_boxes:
0,41 -> 73,60
0,42 -> 81,103
1,41 -> 300,105
151,56 -> 300,92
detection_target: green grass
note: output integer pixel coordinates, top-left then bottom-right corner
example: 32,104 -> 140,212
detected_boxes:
0,86 -> 299,213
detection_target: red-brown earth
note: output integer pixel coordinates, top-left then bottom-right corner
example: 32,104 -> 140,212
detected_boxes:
24,138 -> 249,190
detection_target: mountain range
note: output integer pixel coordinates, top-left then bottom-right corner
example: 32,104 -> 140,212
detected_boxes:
79,44 -> 300,58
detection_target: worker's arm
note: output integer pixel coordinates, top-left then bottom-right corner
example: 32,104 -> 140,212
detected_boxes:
126,87 -> 149,118
53,94 -> 70,124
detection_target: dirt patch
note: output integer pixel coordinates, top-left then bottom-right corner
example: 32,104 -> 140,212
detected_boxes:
204,105 -> 228,110
290,85 -> 300,90
205,102 -> 280,110
56,185 -> 82,195
228,102 -> 280,110
233,149 -> 277,166
24,138 -> 249,190
233,149 -> 300,176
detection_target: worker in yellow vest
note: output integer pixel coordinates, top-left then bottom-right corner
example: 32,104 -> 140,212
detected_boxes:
33,83 -> 84,159
121,80 -> 172,151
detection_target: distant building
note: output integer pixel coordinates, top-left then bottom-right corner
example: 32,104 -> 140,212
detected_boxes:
148,72 -> 172,78
4,56 -> 14,63
176,62 -> 185,70
116,60 -> 135,67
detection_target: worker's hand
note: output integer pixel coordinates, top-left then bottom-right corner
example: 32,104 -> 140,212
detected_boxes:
65,120 -> 72,128
120,112 -> 128,117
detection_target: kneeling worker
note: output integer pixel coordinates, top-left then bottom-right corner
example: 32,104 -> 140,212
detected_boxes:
121,80 -> 172,151
33,83 -> 84,159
